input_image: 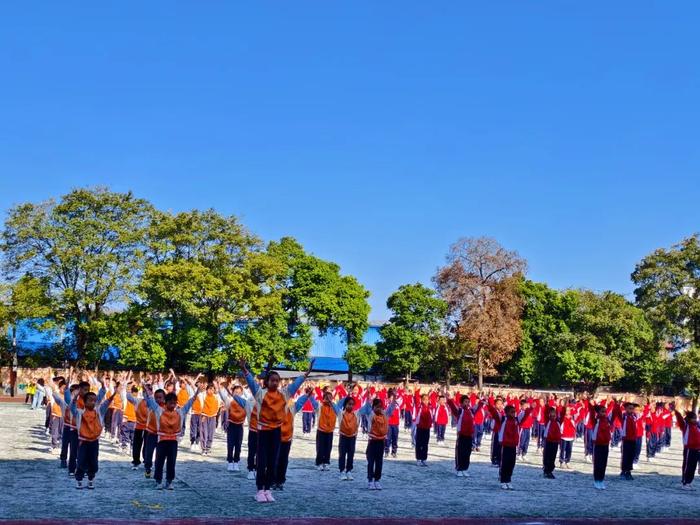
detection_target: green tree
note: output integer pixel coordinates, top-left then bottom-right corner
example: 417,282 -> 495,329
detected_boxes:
671,346 -> 700,410
376,283 -> 447,381
1,188 -> 153,363
632,234 -> 700,349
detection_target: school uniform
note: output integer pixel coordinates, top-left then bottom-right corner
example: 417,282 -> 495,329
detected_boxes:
315,402 -> 338,467
613,404 -> 639,479
189,395 -> 202,446
128,393 -> 148,468
244,371 -> 305,492
495,412 -> 524,484
675,411 -> 700,486
69,389 -> 110,484
199,392 -> 220,454
219,389 -> 247,466
54,390 -> 77,471
301,397 -> 315,434
338,404 -> 360,474
518,407 -> 533,457
360,402 -> 397,483
143,401 -> 161,476
486,404 -> 506,466
402,393 -> 414,430
109,390 -> 124,441
559,415 -> 576,465
145,392 -> 196,486
589,405 -> 612,483
414,403 -> 433,462
384,399 -> 401,456
473,402 -> 486,450
176,388 -> 191,436
433,404 -> 450,442
119,394 -> 137,451
542,419 -> 561,476
447,399 -> 474,473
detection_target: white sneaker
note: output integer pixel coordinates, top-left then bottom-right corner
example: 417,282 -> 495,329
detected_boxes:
416,460 -> 422,467
521,454 -> 527,462
75,480 -> 83,490
585,455 -> 591,463
227,462 -> 234,472
368,481 -> 376,490
340,471 -> 348,481
374,481 -> 383,490
47,447 -> 54,453
594,481 -> 601,490
506,483 -> 514,490
462,471 -> 471,478
131,465 -> 139,470
346,471 -> 354,481
87,480 -> 95,490
155,482 -> 163,490
421,460 -> 428,467
599,481 -> 606,490
247,470 -> 256,480
500,483 -> 509,490
232,462 -> 240,472
316,465 -> 323,471
456,470 -> 464,477
681,483 -> 695,491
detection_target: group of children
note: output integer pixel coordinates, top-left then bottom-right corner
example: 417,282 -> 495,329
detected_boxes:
32,366 -> 700,503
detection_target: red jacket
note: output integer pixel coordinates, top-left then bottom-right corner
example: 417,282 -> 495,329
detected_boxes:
543,420 -> 562,443
676,411 -> 700,450
434,405 -> 450,425
591,414 -> 612,445
498,416 -> 520,447
560,416 -> 576,441
447,399 -> 474,437
414,403 -> 433,430
613,405 -> 639,441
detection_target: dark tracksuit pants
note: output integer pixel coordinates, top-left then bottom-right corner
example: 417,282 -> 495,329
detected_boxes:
143,432 -> 158,473
226,422 -> 244,463
247,429 -> 258,472
455,434 -> 472,471
110,409 -> 123,438
154,440 -> 178,484
366,438 -> 384,482
316,430 -> 334,465
543,440 -> 558,475
384,424 -> 399,455
415,427 -> 430,461
621,439 -> 636,475
491,432 -> 501,465
256,427 -> 281,491
404,410 -> 413,429
682,447 -> 699,485
49,416 -> 63,448
474,423 -> 484,448
199,415 -> 216,452
120,421 -> 135,449
435,424 -> 446,442
75,440 -> 99,482
634,437 -> 642,464
339,434 -> 356,472
61,426 -> 78,473
593,443 -> 609,481
189,414 -> 201,444
559,440 -> 573,463
647,431 -> 658,458
500,445 -> 516,483
276,440 -> 292,485
132,428 -> 145,466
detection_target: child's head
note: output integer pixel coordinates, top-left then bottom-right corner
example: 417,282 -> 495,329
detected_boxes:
421,394 -> 429,405
83,392 -> 97,409
69,384 -> 80,395
520,398 -> 530,410
79,381 -> 90,396
505,405 -> 516,418
596,404 -> 606,417
547,407 -> 557,420
232,385 -> 243,395
460,394 -> 469,408
154,389 -> 166,406
165,381 -> 175,393
323,391 -> 333,404
131,385 -> 139,394
495,397 -> 504,410
343,397 -> 355,411
686,411 -> 698,425
624,402 -> 636,416
372,398 -> 383,414
438,395 -> 446,405
206,384 -> 215,394
266,371 -> 281,391
164,392 -> 178,410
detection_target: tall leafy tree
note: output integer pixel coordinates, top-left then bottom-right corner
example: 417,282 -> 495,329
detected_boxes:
1,188 -> 153,363
434,237 -> 526,388
672,345 -> 700,409
376,283 -> 447,381
632,234 -> 700,349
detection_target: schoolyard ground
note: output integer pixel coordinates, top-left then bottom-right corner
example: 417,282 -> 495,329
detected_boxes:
0,402 -> 697,523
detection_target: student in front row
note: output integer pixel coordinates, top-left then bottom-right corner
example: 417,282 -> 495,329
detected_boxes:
542,406 -> 561,479
273,389 -> 311,490
674,408 -> 700,490
587,398 -> 612,490
360,396 -> 397,490
69,379 -> 117,489
219,382 -> 248,472
447,393 -> 475,477
338,395 -> 360,481
487,400 -> 531,490
315,390 -> 337,471
144,381 -> 199,490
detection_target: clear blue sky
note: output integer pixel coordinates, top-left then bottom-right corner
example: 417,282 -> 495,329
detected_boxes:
1,3 -> 698,319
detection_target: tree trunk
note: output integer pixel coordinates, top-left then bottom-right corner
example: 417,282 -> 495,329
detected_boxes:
348,367 -> 353,384
693,396 -> 698,413
477,350 -> 484,390
74,319 -> 88,364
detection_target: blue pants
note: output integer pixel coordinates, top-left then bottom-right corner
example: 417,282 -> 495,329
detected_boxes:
226,422 -> 243,463
559,440 -> 572,463
584,428 -> 594,456
404,410 -> 413,429
612,428 -> 621,447
120,421 -> 135,449
256,427 -> 281,491
384,424 -> 399,455
199,415 -> 216,452
435,424 -> 446,442
518,427 -> 531,455
474,423 -> 484,448
143,432 -> 158,473
189,414 -> 201,444
60,426 -> 78,473
339,435 -> 356,472
634,437 -> 642,464
75,439 -> 99,481
302,412 -> 313,433
154,440 -> 178,484
665,427 -> 672,447
647,432 -> 657,458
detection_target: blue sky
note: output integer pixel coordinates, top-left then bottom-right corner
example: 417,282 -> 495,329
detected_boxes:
1,3 -> 698,319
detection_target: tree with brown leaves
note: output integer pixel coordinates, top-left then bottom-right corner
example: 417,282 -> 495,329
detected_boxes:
434,237 -> 526,388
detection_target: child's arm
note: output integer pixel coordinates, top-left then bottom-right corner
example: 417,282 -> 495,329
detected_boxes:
446,398 -> 460,418
239,361 -> 260,396
144,387 -> 160,412
674,410 -> 687,432
386,400 -> 398,418
180,386 -> 202,417
295,394 -> 310,413
285,359 -> 316,398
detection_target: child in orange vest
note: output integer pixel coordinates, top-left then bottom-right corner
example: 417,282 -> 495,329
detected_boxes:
241,358 -> 314,503
198,383 -> 221,456
315,390 -> 338,470
219,382 -> 248,472
337,395 -> 360,481
273,389 -> 311,490
69,378 -> 116,489
144,382 -> 199,490
359,396 -> 397,490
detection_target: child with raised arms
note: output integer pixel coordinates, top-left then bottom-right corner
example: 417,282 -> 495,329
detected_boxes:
218,381 -> 248,472
447,392 -> 475,477
359,395 -> 398,490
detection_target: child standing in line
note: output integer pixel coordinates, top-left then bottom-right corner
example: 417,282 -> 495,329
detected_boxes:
273,389 -> 311,490
447,393 -> 475,477
433,395 -> 450,444
189,381 -> 203,452
384,391 -> 401,458
360,396 -> 397,490
241,359 -> 314,503
338,396 -> 360,481
120,384 -> 138,455
487,402 -> 531,490
487,397 -> 506,467
674,409 -> 700,490
587,398 -> 612,490
517,398 -> 533,461
315,390 -> 337,471
144,383 -> 199,490
219,382 -> 248,472
47,379 -> 65,453
559,404 -> 576,469
414,393 -> 434,467
473,397 -> 486,452
612,400 -> 640,481
542,406 -> 561,479
69,378 -> 116,489
198,383 -> 220,456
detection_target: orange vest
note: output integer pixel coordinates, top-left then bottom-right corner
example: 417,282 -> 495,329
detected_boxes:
281,408 -> 294,443
124,400 -> 136,423
369,413 -> 388,441
79,410 -> 103,441
135,399 -> 149,430
258,390 -> 285,430
51,400 -> 63,418
318,404 -> 337,433
191,396 -> 202,416
228,401 -> 246,424
339,411 -> 359,437
177,389 -> 190,407
111,392 -> 123,411
146,407 -> 159,434
201,393 -> 219,418
158,410 -> 182,441
249,409 -> 258,432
